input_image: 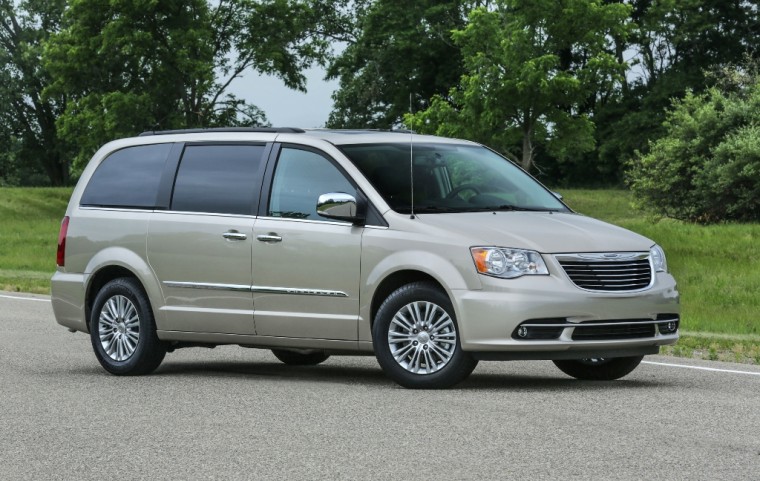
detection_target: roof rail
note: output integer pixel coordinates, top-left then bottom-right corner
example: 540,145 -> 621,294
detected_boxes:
310,128 -> 416,134
138,127 -> 305,136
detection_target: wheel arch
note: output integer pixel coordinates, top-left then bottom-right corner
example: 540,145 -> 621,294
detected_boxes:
369,270 -> 446,330
85,266 -> 139,331
84,248 -> 164,332
363,248 -> 478,333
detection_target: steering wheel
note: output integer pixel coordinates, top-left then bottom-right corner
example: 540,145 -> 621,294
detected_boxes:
446,184 -> 482,200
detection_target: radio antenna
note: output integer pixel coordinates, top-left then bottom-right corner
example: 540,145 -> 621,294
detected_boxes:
409,93 -> 415,219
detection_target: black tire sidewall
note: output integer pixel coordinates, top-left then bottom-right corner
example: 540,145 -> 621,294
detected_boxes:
90,278 -> 165,375
553,356 -> 644,381
373,282 -> 477,389
271,349 -> 330,366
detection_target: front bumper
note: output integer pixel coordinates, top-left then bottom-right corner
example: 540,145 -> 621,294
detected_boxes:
451,271 -> 680,355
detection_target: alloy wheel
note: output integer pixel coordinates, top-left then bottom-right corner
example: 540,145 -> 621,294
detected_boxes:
98,295 -> 140,362
387,301 -> 457,374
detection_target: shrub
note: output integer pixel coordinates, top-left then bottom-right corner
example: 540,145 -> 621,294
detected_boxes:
628,76 -> 760,223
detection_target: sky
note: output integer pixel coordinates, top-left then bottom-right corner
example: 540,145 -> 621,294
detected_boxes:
227,65 -> 340,128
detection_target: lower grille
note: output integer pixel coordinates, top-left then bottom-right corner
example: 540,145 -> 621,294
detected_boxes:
513,315 -> 680,341
572,322 -> 655,341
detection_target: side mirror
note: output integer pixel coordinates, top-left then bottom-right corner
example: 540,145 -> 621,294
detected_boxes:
317,192 -> 365,223
552,191 -> 563,201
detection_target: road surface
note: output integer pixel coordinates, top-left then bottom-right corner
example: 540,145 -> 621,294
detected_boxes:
1,292 -> 758,480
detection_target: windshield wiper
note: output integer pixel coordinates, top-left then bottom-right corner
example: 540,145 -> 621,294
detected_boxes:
406,205 -> 562,214
412,206 -> 464,213
487,204 -> 559,212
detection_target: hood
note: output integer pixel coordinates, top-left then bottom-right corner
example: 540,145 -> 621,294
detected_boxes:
414,211 -> 653,253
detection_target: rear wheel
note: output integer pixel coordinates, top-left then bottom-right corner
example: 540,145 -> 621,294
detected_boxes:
271,349 -> 329,366
553,356 -> 643,380
373,282 -> 477,389
90,277 -> 166,375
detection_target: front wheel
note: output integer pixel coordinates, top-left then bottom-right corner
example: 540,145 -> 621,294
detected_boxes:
90,277 -> 166,375
373,282 -> 477,389
553,356 -> 643,380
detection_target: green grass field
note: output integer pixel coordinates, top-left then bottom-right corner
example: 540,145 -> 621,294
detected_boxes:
1,186 -> 758,362
0,188 -> 71,293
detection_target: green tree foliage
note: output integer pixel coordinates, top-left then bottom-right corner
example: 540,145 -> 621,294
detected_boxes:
326,0 -> 470,128
44,0 -> 334,172
4,0 -> 760,187
628,65 -> 760,223
0,0 -> 69,185
406,0 -> 630,172
595,0 -> 760,181
329,0 -> 760,184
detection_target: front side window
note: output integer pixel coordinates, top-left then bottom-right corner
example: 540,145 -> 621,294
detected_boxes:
171,144 -> 265,215
81,143 -> 172,208
339,143 -> 569,214
268,148 -> 356,221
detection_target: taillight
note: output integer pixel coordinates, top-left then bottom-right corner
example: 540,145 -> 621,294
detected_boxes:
57,216 -> 70,267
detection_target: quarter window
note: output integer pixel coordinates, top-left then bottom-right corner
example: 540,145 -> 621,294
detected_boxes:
268,148 -> 356,221
80,143 -> 172,208
171,144 -> 265,215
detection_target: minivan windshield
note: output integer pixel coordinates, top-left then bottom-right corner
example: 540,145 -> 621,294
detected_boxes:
339,143 -> 569,214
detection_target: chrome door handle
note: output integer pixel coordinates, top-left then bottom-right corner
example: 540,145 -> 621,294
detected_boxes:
256,233 -> 282,243
222,230 -> 248,241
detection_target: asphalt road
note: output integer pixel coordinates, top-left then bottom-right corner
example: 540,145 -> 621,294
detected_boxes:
1,291 -> 759,480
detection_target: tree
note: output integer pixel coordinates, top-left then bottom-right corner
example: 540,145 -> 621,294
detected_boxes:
595,0 -> 760,182
407,0 -> 631,172
628,63 -> 760,223
0,0 -> 68,185
44,0 -> 336,172
326,0 -> 471,129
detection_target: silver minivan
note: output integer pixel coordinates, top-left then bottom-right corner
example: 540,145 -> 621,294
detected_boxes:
52,128 -> 680,388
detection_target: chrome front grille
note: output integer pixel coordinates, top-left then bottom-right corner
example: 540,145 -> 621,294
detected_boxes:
556,252 -> 652,292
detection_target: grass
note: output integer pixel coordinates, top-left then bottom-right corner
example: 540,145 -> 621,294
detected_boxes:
1,187 -> 758,363
660,332 -> 760,365
0,187 -> 72,294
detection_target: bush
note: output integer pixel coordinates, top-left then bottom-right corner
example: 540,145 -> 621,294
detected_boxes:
628,75 -> 760,223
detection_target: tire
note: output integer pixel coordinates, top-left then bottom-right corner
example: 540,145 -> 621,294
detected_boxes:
272,349 -> 330,366
372,282 -> 478,389
90,277 -> 166,375
553,356 -> 644,380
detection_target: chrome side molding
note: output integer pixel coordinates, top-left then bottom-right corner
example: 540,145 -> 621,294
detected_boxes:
251,286 -> 348,297
163,281 -> 348,298
163,281 -> 251,292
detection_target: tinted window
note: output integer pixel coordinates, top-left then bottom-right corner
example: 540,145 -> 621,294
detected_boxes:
268,148 -> 356,221
172,144 -> 264,215
81,144 -> 172,208
340,143 -> 568,214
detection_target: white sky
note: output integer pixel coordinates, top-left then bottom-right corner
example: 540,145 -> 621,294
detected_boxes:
227,65 -> 340,128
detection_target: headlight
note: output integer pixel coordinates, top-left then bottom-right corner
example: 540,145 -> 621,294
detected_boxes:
470,247 -> 549,279
650,244 -> 667,272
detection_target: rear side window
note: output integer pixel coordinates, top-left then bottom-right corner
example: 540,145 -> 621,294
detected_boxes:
171,144 -> 265,215
80,144 -> 172,208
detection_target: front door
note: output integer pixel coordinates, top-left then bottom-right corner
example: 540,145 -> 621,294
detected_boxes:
252,146 -> 362,340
